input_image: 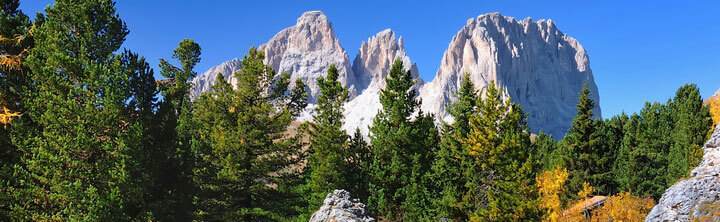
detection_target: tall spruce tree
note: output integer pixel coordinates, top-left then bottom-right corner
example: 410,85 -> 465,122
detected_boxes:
368,59 -> 437,220
428,73 -> 477,221
306,64 -> 351,211
11,0 -> 153,220
666,84 -> 711,185
561,84 -> 604,197
191,48 -> 307,221
462,82 -> 538,221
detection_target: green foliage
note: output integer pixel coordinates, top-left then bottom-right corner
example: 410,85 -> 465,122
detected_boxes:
306,64 -> 351,212
560,84 -> 604,198
145,39 -> 202,221
463,82 -> 539,221
428,73 -> 477,221
10,0 -> 153,220
632,102 -> 674,199
0,0 -> 31,219
191,48 -> 307,221
667,84 -> 711,185
346,128 -> 372,202
368,59 -> 438,221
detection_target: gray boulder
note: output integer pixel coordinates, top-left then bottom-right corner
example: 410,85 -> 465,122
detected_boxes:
309,190 -> 374,222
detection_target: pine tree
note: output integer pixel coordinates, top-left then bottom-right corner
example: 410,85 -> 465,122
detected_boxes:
151,39 -> 202,221
12,0 -> 152,220
634,102 -> 673,199
593,113 -> 628,194
666,84 -> 711,185
306,64 -> 351,211
613,114 -> 640,193
368,59 -> 437,220
561,84 -> 604,197
428,73 -> 477,221
534,133 -> 560,171
346,128 -> 371,202
463,82 -> 538,221
191,48 -> 308,221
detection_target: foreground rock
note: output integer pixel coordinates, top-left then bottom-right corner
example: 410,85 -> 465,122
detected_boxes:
645,125 -> 720,221
309,190 -> 374,222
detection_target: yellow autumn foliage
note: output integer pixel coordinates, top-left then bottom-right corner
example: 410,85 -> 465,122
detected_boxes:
0,106 -> 21,125
591,192 -> 655,222
537,167 -> 569,222
708,93 -> 720,126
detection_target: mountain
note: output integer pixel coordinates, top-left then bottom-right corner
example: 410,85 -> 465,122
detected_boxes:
190,11 -> 358,103
419,13 -> 600,138
259,10 -> 357,103
191,11 -> 601,139
343,29 -> 422,135
189,58 -> 242,99
645,124 -> 720,221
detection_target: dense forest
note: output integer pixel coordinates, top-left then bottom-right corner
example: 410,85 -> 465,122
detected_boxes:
0,0 -> 715,221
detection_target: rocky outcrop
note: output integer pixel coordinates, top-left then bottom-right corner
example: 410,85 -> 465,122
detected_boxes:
419,12 -> 600,138
309,190 -> 374,222
259,11 -> 357,103
343,29 -> 421,135
645,125 -> 720,221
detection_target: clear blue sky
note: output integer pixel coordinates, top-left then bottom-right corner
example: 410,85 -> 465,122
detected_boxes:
20,1 -> 720,118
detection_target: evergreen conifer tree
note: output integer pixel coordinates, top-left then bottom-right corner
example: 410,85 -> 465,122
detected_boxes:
346,128 -> 371,202
151,39 -> 202,221
666,84 -> 711,185
634,102 -> 673,199
613,114 -> 640,193
368,59 -> 437,220
306,64 -> 352,211
191,48 -> 308,221
561,84 -> 603,197
463,82 -> 538,221
12,0 -> 152,219
0,0 -> 32,218
428,73 -> 477,221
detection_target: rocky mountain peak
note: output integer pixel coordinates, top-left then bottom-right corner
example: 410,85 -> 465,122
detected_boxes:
191,11 -> 602,139
260,10 -> 355,103
419,12 -> 600,138
343,29 -> 420,135
352,28 -> 420,91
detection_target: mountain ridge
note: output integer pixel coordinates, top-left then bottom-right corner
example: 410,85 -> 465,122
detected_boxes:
190,11 -> 601,138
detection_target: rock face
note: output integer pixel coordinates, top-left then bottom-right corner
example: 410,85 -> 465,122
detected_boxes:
419,12 -> 600,138
259,10 -> 357,103
191,11 -> 601,139
343,29 -> 422,135
645,125 -> 720,221
190,11 -> 357,103
189,58 -> 242,99
309,190 -> 375,222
